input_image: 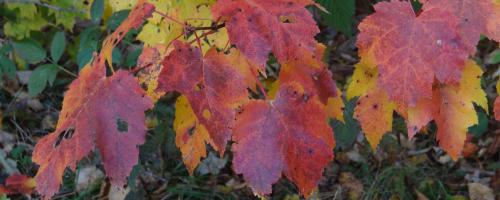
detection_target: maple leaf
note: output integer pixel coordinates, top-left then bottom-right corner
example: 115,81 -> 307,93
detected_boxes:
422,0 -> 500,51
32,65 -> 153,198
354,88 -> 395,149
212,0 -> 320,69
352,59 -> 485,157
357,0 -> 469,106
232,83 -> 334,197
174,95 -> 214,175
32,2 -> 154,198
0,174 -> 36,195
158,41 -> 257,154
407,61 -> 484,159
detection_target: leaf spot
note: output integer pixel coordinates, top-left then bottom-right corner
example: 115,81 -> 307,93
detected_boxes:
116,118 -> 129,133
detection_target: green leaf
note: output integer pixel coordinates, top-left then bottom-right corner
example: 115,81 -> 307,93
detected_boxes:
468,109 -> 488,138
317,0 -> 355,36
489,50 -> 500,64
332,99 -> 359,150
11,39 -> 46,64
0,43 -> 13,55
50,31 -> 66,63
411,0 -> 423,13
91,0 -> 104,23
77,45 -> 97,70
77,27 -> 101,69
125,47 -> 142,67
112,48 -> 123,65
28,64 -> 58,96
107,10 -> 130,31
0,55 -> 17,78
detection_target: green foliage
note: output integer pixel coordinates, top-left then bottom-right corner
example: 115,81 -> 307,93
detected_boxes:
332,98 -> 360,150
77,27 -> 101,69
3,3 -> 47,39
468,109 -> 488,138
91,0 -> 105,23
0,55 -> 16,78
317,0 -> 355,35
50,32 -> 66,63
47,0 -> 89,30
11,39 -> 46,64
28,64 -> 58,96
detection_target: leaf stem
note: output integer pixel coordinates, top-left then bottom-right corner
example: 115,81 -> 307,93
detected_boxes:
57,65 -> 77,78
188,30 -> 217,44
193,31 -> 204,51
251,69 -> 268,99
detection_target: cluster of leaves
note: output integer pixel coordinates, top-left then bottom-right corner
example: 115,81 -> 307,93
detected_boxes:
348,0 -> 500,160
0,0 -> 498,199
21,0 -> 348,198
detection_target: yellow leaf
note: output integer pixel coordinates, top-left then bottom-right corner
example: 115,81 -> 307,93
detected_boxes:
346,57 -> 378,100
109,0 -> 137,11
136,0 -> 182,46
458,60 -> 488,112
174,95 -> 214,175
137,21 -> 183,46
198,27 -> 230,53
137,0 -> 229,53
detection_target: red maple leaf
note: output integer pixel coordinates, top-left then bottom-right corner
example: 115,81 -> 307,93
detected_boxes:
422,0 -> 500,52
32,1 -> 154,198
212,0 -> 320,69
158,41 -> 257,153
232,83 -> 334,197
32,65 -> 153,198
357,0 -> 469,106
